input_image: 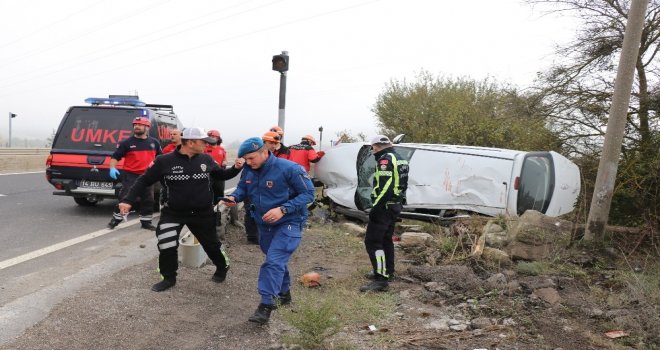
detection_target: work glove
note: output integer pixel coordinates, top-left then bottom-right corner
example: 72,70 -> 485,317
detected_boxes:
109,167 -> 120,180
317,151 -> 325,158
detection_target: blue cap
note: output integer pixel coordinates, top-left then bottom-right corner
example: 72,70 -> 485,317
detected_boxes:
238,137 -> 264,157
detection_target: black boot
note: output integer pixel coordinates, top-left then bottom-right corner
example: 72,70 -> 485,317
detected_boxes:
360,279 -> 389,292
107,218 -> 122,229
274,290 -> 292,308
365,271 -> 396,280
212,265 -> 229,283
151,278 -> 176,292
248,303 -> 275,324
141,222 -> 156,231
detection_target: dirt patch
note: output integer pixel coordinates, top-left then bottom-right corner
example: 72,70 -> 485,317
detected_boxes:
2,213 -> 658,349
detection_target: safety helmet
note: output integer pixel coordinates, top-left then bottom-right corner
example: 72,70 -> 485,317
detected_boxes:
207,130 -> 221,138
302,134 -> 317,146
269,126 -> 284,136
262,131 -> 281,143
300,272 -> 321,288
132,117 -> 151,127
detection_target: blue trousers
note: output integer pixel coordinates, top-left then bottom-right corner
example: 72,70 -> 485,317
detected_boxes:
257,223 -> 301,305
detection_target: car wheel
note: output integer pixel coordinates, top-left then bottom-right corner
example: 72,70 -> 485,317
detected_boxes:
74,197 -> 98,206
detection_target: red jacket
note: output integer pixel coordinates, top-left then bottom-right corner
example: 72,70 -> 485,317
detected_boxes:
205,145 -> 227,165
288,143 -> 323,172
162,143 -> 178,154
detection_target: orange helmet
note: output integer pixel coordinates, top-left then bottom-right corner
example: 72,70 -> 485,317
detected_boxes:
132,117 -> 151,127
302,134 -> 316,145
269,126 -> 284,136
207,130 -> 221,138
300,272 -> 321,288
262,131 -> 281,143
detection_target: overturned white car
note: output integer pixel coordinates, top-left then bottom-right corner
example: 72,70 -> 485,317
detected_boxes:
314,142 -> 580,221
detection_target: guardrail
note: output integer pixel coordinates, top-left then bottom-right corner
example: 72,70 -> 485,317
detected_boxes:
0,148 -> 51,155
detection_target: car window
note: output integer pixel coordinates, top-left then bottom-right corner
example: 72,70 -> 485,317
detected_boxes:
517,153 -> 554,215
52,107 -> 140,152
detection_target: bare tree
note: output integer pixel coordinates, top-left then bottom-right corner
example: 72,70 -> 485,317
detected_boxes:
529,0 -> 660,226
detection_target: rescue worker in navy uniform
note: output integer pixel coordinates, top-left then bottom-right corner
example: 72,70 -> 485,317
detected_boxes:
118,127 -> 245,292
361,135 -> 409,292
107,116 -> 162,230
226,137 -> 314,324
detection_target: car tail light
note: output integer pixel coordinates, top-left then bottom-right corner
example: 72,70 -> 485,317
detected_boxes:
46,154 -> 53,168
54,182 -> 64,190
514,176 -> 520,190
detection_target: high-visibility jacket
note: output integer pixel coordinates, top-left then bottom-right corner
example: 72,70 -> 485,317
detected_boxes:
371,147 -> 409,208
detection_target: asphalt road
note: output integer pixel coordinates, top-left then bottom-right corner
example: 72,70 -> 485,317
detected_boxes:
0,171 -> 239,345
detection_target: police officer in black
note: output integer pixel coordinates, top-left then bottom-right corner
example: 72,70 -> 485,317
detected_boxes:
118,127 -> 245,292
361,135 -> 409,292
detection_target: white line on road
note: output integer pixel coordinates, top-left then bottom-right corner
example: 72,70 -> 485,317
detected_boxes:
0,194 -> 6,197
0,171 -> 45,176
0,216 -> 157,271
0,187 -> 236,270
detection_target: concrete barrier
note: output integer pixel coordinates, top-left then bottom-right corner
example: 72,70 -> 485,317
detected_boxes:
0,149 -> 49,173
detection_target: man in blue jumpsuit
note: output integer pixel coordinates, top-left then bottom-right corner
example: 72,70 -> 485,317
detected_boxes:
226,137 -> 314,325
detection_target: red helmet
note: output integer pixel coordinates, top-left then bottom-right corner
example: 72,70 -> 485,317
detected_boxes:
132,117 -> 151,127
207,130 -> 221,138
269,126 -> 284,136
302,134 -> 316,145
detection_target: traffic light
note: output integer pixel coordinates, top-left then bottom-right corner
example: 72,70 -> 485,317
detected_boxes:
272,53 -> 289,73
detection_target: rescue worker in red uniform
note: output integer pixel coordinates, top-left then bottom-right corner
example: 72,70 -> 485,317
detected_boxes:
205,130 -> 227,227
269,126 -> 290,159
161,129 -> 181,154
205,130 -> 227,166
262,131 -> 281,153
288,135 -> 325,173
107,117 -> 162,230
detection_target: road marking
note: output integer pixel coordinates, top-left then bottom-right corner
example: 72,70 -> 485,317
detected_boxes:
0,194 -> 6,197
0,216 -> 158,271
0,187 -> 237,270
0,171 -> 45,176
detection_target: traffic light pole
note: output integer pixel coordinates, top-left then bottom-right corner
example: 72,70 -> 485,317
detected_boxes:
8,112 -> 12,148
278,71 -> 287,132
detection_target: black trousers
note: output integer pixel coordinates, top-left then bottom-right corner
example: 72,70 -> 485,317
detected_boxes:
155,207 -> 228,279
364,203 -> 402,279
112,172 -> 154,223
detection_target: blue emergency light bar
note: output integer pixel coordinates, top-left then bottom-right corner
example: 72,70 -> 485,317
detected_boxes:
84,97 -> 146,107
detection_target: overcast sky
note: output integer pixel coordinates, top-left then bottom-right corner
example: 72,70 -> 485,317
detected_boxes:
0,0 -> 578,146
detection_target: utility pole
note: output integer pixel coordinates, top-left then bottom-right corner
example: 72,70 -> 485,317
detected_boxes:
585,0 -> 649,241
8,112 -> 17,148
318,126 -> 324,151
272,51 -> 289,135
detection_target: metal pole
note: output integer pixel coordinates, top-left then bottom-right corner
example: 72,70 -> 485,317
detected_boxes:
277,50 -> 288,135
318,126 -> 323,151
585,0 -> 648,241
8,112 -> 12,148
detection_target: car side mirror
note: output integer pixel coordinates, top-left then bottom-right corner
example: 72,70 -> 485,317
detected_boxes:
392,134 -> 406,144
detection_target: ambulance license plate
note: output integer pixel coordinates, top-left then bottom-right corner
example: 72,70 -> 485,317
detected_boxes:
78,180 -> 114,189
